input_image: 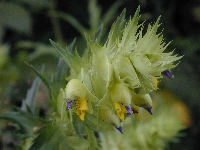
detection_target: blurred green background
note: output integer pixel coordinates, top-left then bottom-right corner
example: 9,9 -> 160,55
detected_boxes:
0,0 -> 200,149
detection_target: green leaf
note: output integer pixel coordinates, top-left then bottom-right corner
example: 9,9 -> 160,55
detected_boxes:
21,67 -> 44,114
0,2 -> 32,34
50,39 -> 74,67
102,1 -> 123,27
68,38 -> 77,52
88,0 -> 101,35
113,57 -> 140,89
106,8 -> 126,50
50,39 -> 87,80
72,114 -> 85,139
54,58 -> 67,86
92,23 -> 103,42
30,123 -> 69,150
0,111 -> 40,137
25,63 -> 52,99
50,12 -> 88,37
134,72 -> 156,94
86,127 -> 98,150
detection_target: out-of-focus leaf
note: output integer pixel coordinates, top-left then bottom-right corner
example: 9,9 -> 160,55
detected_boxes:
0,111 -> 40,137
25,63 -> 52,99
86,127 -> 98,150
72,114 -> 85,139
17,0 -> 50,9
0,44 -> 9,68
0,2 -> 32,34
50,12 -> 88,37
20,67 -> 44,114
25,63 -> 58,111
102,1 -> 123,27
30,123 -> 69,150
88,0 -> 101,35
193,6 -> 200,22
54,58 -> 67,85
16,41 -> 58,62
0,26 -> 5,42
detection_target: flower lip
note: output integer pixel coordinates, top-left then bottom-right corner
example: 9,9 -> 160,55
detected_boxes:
75,98 -> 88,121
115,126 -> 123,134
162,70 -> 174,78
66,100 -> 74,110
114,102 -> 127,121
125,105 -> 133,115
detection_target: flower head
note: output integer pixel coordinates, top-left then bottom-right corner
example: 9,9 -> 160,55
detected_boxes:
51,7 -> 182,132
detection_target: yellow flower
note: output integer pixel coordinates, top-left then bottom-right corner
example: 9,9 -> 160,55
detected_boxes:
65,79 -> 89,120
75,98 -> 88,121
114,102 -> 127,121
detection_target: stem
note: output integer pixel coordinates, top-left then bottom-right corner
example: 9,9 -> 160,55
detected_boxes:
49,0 -> 63,41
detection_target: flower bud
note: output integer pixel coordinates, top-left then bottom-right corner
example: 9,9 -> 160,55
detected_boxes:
111,83 -> 132,105
100,109 -> 121,131
132,94 -> 153,115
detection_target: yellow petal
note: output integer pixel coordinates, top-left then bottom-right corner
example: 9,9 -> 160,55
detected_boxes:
114,102 -> 127,121
78,109 -> 86,121
79,98 -> 88,111
152,77 -> 158,89
76,98 -> 88,120
132,105 -> 139,119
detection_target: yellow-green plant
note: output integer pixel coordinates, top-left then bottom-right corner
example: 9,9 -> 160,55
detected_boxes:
0,6 -> 184,150
51,7 -> 182,133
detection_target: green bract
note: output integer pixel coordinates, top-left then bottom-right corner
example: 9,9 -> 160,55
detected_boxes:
51,7 -> 182,132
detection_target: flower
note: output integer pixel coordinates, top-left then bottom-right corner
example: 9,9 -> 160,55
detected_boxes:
65,79 -> 88,120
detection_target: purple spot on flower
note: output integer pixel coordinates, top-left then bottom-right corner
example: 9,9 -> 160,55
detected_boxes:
66,100 -> 74,110
116,126 -> 123,134
162,70 -> 174,78
144,107 -> 153,115
125,105 -> 133,115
